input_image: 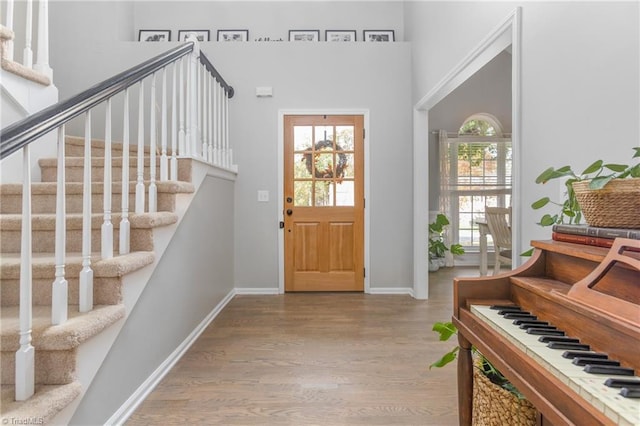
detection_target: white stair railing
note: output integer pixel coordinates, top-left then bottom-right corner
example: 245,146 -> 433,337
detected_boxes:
1,38 -> 236,403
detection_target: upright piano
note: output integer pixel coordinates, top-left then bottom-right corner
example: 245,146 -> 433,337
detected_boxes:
453,238 -> 640,426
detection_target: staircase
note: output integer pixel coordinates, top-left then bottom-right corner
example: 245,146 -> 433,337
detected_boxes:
0,135 -> 196,423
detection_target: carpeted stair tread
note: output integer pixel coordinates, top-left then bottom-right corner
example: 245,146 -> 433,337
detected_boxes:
1,304 -> 126,351
0,25 -> 14,41
1,58 -> 51,86
65,135 -> 152,155
0,180 -> 195,195
0,251 -> 155,279
0,382 -> 82,424
0,211 -> 178,230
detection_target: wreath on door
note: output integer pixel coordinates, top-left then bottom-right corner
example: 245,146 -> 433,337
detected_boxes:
303,140 -> 348,179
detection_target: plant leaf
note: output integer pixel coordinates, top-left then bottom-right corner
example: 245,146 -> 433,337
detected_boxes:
540,214 -> 556,226
531,197 -> 550,210
589,175 -> 614,190
535,167 -> 555,184
429,347 -> 459,369
604,163 -> 628,173
432,321 -> 457,341
629,164 -> 640,177
520,248 -> 534,256
632,147 -> 640,159
581,160 -> 603,175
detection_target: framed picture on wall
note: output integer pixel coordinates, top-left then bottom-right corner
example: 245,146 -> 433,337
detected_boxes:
363,30 -> 395,42
326,30 -> 356,42
217,30 -> 249,42
138,30 -> 171,42
289,30 -> 320,42
178,30 -> 210,42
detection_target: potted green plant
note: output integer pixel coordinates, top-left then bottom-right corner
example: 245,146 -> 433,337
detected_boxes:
531,147 -> 640,228
428,213 -> 465,271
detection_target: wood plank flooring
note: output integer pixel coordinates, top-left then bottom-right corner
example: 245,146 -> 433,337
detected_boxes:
127,267 -> 479,425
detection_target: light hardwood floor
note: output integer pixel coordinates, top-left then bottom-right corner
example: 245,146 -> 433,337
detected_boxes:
126,267 -> 479,425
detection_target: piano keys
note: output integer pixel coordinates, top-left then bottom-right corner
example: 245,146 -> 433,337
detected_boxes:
471,304 -> 639,425
453,238 -> 640,426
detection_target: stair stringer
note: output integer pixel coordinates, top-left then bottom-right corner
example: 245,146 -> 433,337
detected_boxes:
67,168 -> 237,426
52,162 -> 237,425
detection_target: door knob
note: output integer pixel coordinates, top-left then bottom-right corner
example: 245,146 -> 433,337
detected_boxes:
286,209 -> 293,216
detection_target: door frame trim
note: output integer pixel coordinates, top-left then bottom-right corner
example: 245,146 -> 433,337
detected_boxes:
277,109 -> 370,294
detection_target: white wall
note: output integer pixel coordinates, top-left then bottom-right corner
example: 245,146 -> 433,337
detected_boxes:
405,1 -> 639,253
70,175 -> 235,426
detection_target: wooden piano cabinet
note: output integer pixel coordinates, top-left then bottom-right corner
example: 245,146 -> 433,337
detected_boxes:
452,239 -> 640,426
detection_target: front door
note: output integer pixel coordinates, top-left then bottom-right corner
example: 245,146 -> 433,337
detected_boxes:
283,115 -> 364,292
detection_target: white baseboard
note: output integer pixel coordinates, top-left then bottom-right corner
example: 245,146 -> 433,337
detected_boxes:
368,287 -> 415,297
106,288 -> 236,425
234,287 -> 280,295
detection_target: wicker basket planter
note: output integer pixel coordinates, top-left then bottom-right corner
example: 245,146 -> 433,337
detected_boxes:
472,367 -> 537,426
572,178 -> 640,228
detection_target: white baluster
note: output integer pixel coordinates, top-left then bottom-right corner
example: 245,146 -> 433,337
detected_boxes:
23,0 -> 33,68
184,57 -> 192,157
160,67 -> 168,181
170,62 -> 178,180
213,81 -> 220,166
226,92 -> 231,168
4,0 -> 14,61
52,126 -> 68,325
207,74 -> 213,163
188,40 -> 199,157
15,144 -> 34,401
79,111 -> 93,312
102,100 -> 114,259
149,72 -> 157,213
135,81 -> 146,214
201,69 -> 207,159
178,57 -> 186,156
119,89 -> 131,254
34,0 -> 53,79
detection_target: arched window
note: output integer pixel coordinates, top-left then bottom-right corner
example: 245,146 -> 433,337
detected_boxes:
439,114 -> 512,252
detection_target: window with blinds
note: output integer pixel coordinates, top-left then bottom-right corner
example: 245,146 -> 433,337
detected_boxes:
439,114 -> 512,250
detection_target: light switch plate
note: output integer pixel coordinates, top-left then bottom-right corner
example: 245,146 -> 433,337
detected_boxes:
258,190 -> 269,202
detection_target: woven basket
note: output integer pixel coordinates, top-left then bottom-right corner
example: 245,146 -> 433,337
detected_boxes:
472,367 -> 537,426
572,178 -> 640,228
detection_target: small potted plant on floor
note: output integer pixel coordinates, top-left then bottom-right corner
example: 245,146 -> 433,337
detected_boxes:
428,213 -> 465,271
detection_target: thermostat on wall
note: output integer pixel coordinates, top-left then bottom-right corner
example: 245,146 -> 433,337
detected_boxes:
256,86 -> 273,97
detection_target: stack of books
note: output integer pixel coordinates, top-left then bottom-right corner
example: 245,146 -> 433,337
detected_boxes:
552,224 -> 640,248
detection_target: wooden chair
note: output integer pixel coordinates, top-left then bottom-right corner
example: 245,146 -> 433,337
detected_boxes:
485,207 -> 512,274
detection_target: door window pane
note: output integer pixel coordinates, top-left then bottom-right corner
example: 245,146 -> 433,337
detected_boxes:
336,126 -> 354,150
294,181 -> 312,206
294,126 -> 313,151
314,126 -> 334,144
294,153 -> 311,178
314,181 -> 333,206
336,180 -> 354,206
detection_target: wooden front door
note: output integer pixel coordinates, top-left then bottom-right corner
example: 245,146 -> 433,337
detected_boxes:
284,115 -> 364,292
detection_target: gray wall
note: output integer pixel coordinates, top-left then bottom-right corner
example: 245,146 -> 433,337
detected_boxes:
49,1 -> 414,291
70,175 -> 235,425
404,0 -> 639,251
